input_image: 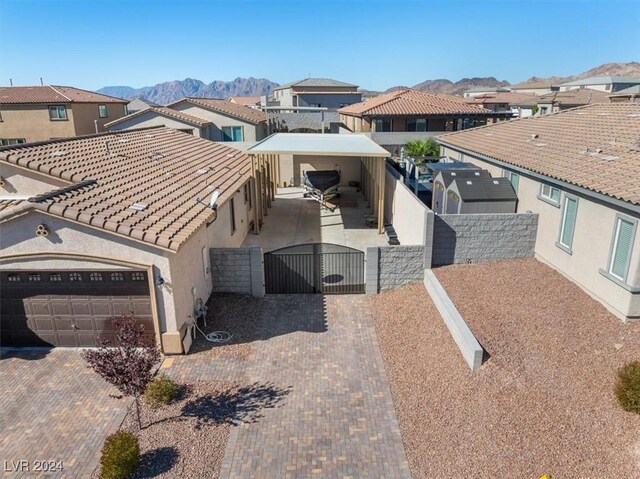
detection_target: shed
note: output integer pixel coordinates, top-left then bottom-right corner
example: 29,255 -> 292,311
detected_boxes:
432,169 -> 491,214
247,133 -> 390,233
446,177 -> 517,214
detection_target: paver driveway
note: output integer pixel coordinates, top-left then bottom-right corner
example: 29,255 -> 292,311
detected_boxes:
167,294 -> 411,479
0,349 -> 130,479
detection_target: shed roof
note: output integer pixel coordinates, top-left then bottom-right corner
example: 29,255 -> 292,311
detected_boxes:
434,169 -> 491,187
247,133 -> 389,157
451,177 -> 517,201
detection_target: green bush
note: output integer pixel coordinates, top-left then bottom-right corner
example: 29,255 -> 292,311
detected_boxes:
615,361 -> 640,414
143,374 -> 177,408
100,430 -> 139,479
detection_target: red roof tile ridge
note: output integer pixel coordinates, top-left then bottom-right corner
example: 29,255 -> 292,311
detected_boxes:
48,85 -> 72,102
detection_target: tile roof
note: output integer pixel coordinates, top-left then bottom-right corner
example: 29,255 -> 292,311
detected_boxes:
274,78 -> 358,91
536,88 -> 610,107
0,85 -> 128,104
560,76 -> 640,87
337,89 -> 494,117
464,92 -> 538,106
437,103 -> 640,207
229,96 -> 261,105
169,98 -> 266,124
0,127 -> 251,251
105,107 -> 213,129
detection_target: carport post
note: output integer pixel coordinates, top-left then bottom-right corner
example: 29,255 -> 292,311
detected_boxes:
250,154 -> 261,234
377,157 -> 385,234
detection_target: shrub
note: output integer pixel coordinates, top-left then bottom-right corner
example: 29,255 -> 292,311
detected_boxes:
144,374 -> 178,408
615,361 -> 640,414
100,430 -> 139,479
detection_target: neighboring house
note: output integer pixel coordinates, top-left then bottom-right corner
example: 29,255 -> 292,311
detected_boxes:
0,127 -> 255,353
168,98 -> 268,142
338,88 -> 511,153
105,107 -> 213,138
437,103 -> 640,321
535,88 -> 610,115
558,76 -> 640,93
268,78 -> 362,110
126,97 -> 160,114
463,87 -> 512,98
510,82 -> 559,95
464,92 -> 538,118
229,96 -> 261,109
609,85 -> 640,103
0,85 -> 128,144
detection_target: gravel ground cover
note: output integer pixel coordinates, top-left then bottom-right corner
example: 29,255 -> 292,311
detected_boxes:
370,258 -> 640,478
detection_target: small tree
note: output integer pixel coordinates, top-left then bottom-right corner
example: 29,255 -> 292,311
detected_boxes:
82,315 -> 161,429
404,138 -> 440,158
531,104 -> 539,116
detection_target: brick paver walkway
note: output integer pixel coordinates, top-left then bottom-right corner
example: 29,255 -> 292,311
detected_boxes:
0,349 -> 131,479
168,294 -> 410,479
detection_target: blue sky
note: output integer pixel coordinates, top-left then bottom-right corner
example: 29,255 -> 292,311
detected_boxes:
1,0 -> 638,91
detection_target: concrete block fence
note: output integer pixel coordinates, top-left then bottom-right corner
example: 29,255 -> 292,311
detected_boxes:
210,247 -> 265,296
366,245 -> 426,294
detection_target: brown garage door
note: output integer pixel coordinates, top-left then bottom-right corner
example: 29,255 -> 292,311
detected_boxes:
0,270 -> 154,347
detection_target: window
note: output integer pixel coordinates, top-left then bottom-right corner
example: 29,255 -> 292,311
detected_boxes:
124,104 -> 129,115
222,126 -> 244,142
7,274 -> 21,282
28,273 -> 41,282
110,272 -> 124,281
131,272 -> 145,281
373,119 -> 392,132
48,105 -> 67,120
406,118 -> 427,132
0,138 -> 26,146
504,171 -> 519,194
607,217 -> 636,281
49,273 -> 62,282
540,106 -> 548,115
89,272 -> 103,281
557,195 -> 578,253
230,197 -> 236,233
538,183 -> 561,206
69,272 -> 83,281
98,105 -> 108,118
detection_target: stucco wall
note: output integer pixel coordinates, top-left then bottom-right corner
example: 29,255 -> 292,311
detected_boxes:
0,104 -> 76,142
72,103 -> 127,135
0,163 -> 70,197
384,164 -> 432,246
432,213 -> 539,266
440,145 -> 640,320
171,103 -> 263,141
106,111 -> 204,137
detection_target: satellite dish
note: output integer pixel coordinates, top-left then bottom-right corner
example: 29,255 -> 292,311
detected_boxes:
209,190 -> 220,210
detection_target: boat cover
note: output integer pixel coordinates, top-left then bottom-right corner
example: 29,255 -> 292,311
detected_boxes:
303,170 -> 340,192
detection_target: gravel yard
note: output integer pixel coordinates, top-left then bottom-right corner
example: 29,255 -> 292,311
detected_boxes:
370,258 -> 640,478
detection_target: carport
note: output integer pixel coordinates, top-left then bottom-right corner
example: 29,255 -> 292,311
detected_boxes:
247,133 -> 390,234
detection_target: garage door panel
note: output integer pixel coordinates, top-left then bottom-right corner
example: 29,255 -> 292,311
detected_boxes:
1,270 -> 154,348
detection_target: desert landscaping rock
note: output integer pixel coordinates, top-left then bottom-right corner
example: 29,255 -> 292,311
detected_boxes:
370,258 -> 640,478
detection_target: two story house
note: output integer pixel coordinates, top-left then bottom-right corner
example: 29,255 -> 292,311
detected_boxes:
0,85 -> 128,144
558,76 -> 640,93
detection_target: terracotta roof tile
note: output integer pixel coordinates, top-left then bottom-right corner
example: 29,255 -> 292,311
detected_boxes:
0,127 -> 251,251
0,85 -> 127,104
169,98 -> 266,124
464,92 -> 538,106
104,107 -> 213,129
229,96 -> 261,106
338,88 -> 495,117
536,88 -> 611,107
437,103 -> 640,206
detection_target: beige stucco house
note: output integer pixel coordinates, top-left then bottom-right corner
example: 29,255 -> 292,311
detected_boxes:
437,103 -> 640,321
0,85 -> 128,144
105,107 -> 213,138
0,127 -> 255,353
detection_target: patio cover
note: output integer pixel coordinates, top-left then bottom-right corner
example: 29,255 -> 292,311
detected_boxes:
247,133 -> 389,157
247,133 -> 389,234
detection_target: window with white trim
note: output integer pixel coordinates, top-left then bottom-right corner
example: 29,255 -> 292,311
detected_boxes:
558,195 -> 578,252
222,126 -> 243,142
539,183 -> 560,205
48,105 -> 67,120
608,217 -> 636,281
98,105 -> 108,118
504,170 -> 519,194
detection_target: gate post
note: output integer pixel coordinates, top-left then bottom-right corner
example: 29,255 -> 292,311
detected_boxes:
249,247 -> 265,297
365,246 -> 380,294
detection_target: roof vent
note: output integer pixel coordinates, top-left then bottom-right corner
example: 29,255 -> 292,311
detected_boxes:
474,172 -> 480,176
493,180 -> 500,184
531,133 -> 538,140
628,113 -> 640,118
130,203 -> 148,211
451,172 -> 456,176
466,181 -> 473,185
601,155 -> 619,161
51,150 -> 66,157
594,148 -> 603,154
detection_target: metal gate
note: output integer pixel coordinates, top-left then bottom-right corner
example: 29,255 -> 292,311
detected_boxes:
264,243 -> 365,294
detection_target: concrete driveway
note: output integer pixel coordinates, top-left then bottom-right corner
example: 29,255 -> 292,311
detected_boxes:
0,349 -> 130,478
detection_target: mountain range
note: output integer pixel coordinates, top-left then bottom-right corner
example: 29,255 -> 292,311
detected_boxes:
97,62 -> 640,104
